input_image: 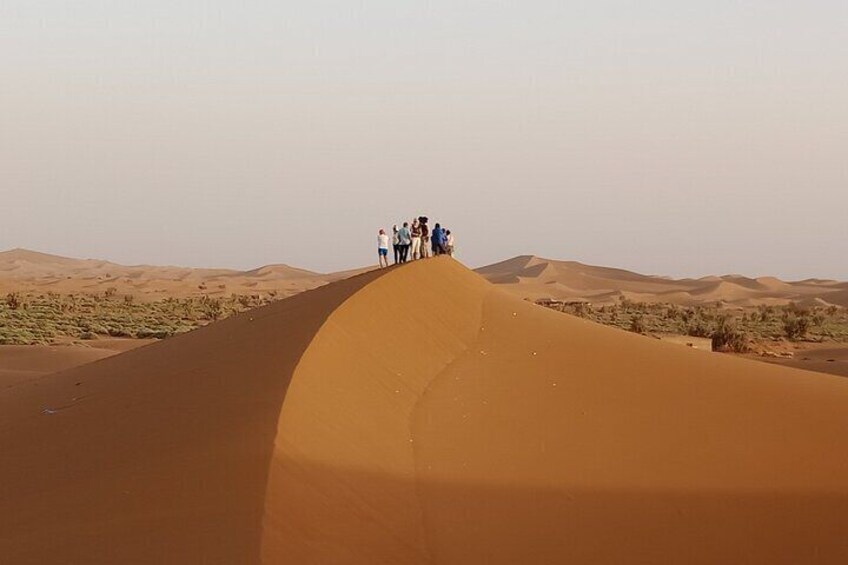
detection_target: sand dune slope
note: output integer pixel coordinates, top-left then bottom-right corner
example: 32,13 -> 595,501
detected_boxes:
2,258 -> 848,564
0,341 -> 150,389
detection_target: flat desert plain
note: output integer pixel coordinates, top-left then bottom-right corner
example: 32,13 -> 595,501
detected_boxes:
2,257 -> 848,563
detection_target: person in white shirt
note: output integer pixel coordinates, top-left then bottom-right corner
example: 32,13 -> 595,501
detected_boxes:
377,229 -> 390,268
446,230 -> 455,256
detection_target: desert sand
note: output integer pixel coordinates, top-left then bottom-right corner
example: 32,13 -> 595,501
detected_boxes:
754,343 -> 848,378
0,340 -> 152,389
477,255 -> 848,307
2,257 -> 848,564
0,248 -> 363,301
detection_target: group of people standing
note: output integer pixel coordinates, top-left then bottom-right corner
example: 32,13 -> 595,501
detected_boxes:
377,216 -> 455,268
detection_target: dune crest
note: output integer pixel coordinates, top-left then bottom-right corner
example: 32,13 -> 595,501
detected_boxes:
2,258 -> 848,564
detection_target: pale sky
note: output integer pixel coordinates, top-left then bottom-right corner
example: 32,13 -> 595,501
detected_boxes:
1,1 -> 846,279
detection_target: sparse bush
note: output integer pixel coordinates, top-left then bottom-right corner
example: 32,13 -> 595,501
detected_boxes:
568,302 -> 591,318
5,292 -> 23,310
757,305 -> 774,323
201,297 -> 223,321
783,314 -> 810,341
712,321 -> 749,353
629,314 -> 646,334
136,327 -> 173,339
107,327 -> 134,338
686,318 -> 711,338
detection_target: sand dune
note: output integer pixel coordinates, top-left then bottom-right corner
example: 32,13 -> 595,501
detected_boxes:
2,257 -> 848,563
477,255 -> 847,307
0,248 -> 351,300
0,340 -> 152,389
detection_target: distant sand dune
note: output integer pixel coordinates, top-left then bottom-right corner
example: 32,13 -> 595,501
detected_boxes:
0,248 -> 361,301
2,258 -> 848,563
477,255 -> 847,307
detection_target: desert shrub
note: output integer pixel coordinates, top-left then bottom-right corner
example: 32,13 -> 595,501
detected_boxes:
5,292 -> 24,310
665,306 -> 682,320
629,314 -> 646,334
136,327 -> 172,339
786,302 -> 809,316
783,314 -> 810,341
106,326 -> 134,338
686,318 -> 711,338
568,302 -> 591,318
712,322 -> 749,353
757,305 -> 775,323
200,297 -> 223,321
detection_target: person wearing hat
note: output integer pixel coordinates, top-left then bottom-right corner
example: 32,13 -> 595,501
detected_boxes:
419,216 -> 431,258
410,218 -> 423,260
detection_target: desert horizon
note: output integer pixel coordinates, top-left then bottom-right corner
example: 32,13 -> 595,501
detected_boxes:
4,245 -> 846,297
3,245 -> 847,383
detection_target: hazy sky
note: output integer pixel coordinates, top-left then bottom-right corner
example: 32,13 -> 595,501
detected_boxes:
2,1 -> 846,279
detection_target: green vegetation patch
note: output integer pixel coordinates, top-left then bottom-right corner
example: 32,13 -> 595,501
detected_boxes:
537,299 -> 848,353
0,291 -> 276,345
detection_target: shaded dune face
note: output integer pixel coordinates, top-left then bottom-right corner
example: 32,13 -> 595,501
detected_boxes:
0,346 -> 115,388
0,268 -> 386,564
3,258 -> 848,564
